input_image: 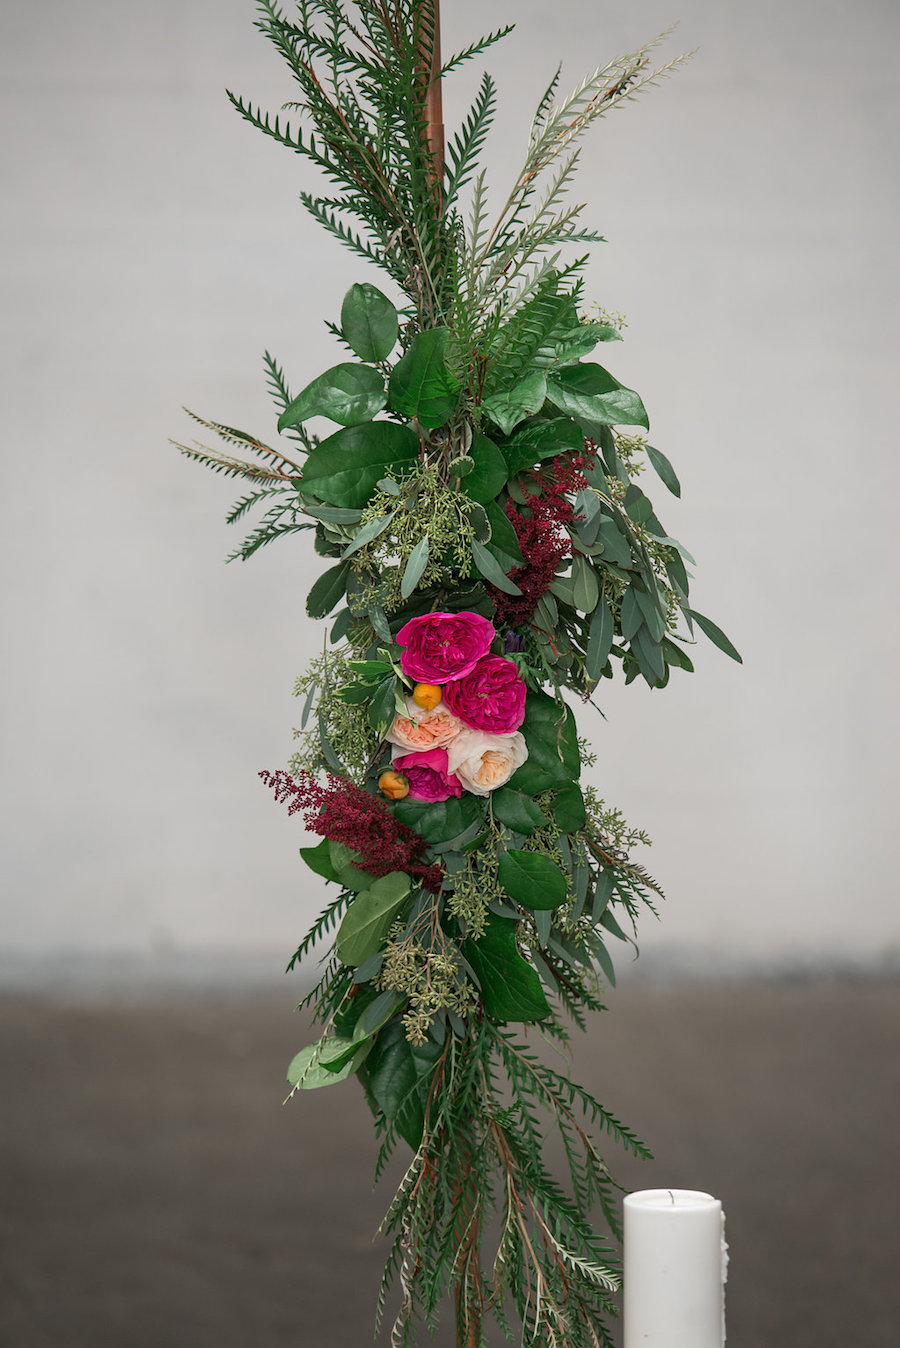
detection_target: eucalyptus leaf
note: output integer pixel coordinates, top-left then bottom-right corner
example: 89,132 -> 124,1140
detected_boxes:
342,513 -> 394,559
646,443 -> 681,497
571,552 -> 600,613
586,598 -> 614,681
340,282 -> 399,362
471,539 -> 522,594
685,608 -> 743,663
400,535 -> 430,598
279,362 -> 386,430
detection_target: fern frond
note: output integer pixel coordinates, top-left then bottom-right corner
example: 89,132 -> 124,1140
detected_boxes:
440,24 -> 516,77
173,441 -> 291,483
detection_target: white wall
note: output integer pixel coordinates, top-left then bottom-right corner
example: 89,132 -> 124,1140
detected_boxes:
1,0 -> 897,981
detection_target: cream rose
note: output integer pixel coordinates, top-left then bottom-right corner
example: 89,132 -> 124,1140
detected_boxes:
445,728 -> 528,796
386,697 -> 465,754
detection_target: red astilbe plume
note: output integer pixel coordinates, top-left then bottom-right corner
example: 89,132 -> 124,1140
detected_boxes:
259,769 -> 444,892
490,446 -> 592,626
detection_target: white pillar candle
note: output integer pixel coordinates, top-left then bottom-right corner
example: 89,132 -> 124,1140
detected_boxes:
623,1188 -> 728,1347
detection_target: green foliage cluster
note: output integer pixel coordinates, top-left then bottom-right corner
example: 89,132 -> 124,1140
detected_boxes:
179,6 -> 737,1347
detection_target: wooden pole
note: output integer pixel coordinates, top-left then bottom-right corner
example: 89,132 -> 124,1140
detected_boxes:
424,0 -> 444,196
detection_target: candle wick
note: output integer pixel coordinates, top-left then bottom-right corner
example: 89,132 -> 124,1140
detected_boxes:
667,1190 -> 675,1204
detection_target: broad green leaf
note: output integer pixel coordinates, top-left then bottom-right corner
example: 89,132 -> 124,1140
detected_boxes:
633,624 -> 666,681
546,363 -> 649,429
306,560 -> 350,619
367,676 -> 397,734
393,794 -> 481,845
329,841 -> 377,891
552,782 -> 587,834
471,538 -> 522,594
335,871 -> 411,965
484,500 -> 524,563
400,535 -> 430,598
571,552 -> 600,613
519,690 -> 580,782
597,516 -> 632,568
502,417 -> 584,477
620,587 -> 643,643
550,323 -> 617,366
298,838 -> 338,883
340,282 -> 399,362
465,501 -> 491,543
363,1019 -> 443,1148
463,434 -> 508,504
586,598 -> 614,680
279,363 -> 386,430
491,788 -> 549,835
286,1038 -> 371,1090
463,913 -> 550,1022
646,443 -> 681,497
481,371 -> 547,436
498,849 -> 568,910
342,513 -> 393,559
347,659 -> 393,683
302,422 -> 419,507
508,760 -> 556,794
634,584 -> 667,642
388,328 -> 460,429
686,608 -> 743,663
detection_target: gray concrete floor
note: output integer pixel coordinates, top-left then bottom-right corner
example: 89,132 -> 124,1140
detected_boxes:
1,979 -> 898,1347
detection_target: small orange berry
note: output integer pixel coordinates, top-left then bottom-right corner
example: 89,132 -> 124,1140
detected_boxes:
412,683 -> 442,711
378,769 -> 409,801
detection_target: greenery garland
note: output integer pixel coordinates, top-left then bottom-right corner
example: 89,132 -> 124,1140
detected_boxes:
177,4 -> 740,1344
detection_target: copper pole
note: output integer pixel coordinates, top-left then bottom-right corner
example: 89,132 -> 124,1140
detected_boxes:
424,0 -> 444,194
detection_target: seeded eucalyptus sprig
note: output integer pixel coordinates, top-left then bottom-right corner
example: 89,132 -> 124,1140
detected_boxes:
178,6 -> 738,1346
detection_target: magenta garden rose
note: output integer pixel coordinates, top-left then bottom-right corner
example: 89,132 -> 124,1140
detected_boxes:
392,747 -> 463,802
396,611 -> 495,684
443,655 -> 527,735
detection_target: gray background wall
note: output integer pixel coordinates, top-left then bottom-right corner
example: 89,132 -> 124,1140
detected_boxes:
2,0 -> 897,983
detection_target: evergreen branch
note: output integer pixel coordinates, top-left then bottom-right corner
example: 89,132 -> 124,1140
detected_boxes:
440,25 -> 516,77
285,890 -> 353,972
443,71 -> 496,210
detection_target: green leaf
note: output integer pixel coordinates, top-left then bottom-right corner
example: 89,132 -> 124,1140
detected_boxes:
299,838 -> 338,883
481,371 -> 548,436
335,871 -> 412,966
519,690 -> 580,782
342,513 -> 393,559
686,608 -> 743,663
306,560 -> 350,619
302,422 -> 418,507
278,363 -> 386,430
388,328 -> 461,429
597,516 -> 632,568
463,913 -> 550,1022
400,535 -> 430,598
491,788 -> 549,835
471,538 -> 521,594
502,417 -> 584,477
498,849 -> 568,910
286,1039 -> 371,1090
571,552 -> 600,613
484,500 -> 524,563
546,363 -> 649,429
508,760 -> 556,794
462,434 -> 508,504
340,282 -> 399,363
620,587 -> 643,643
646,443 -> 681,497
586,598 -> 614,680
553,782 -> 587,834
328,841 -> 377,892
363,1019 -> 443,1148
393,794 -> 481,846
367,676 -> 397,734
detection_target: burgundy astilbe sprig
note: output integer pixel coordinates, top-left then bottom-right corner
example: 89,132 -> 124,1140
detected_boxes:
259,769 -> 444,892
490,446 -> 592,626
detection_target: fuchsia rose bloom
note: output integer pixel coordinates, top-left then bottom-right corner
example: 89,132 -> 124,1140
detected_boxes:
392,748 -> 463,802
396,611 -> 495,684
443,655 -> 527,735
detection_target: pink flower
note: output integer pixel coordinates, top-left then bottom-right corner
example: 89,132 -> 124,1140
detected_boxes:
396,611 -> 495,684
392,748 -> 463,802
443,655 -> 527,735
446,730 -> 528,796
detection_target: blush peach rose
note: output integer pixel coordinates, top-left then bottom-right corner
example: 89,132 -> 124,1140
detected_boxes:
445,729 -> 528,797
386,697 -> 464,754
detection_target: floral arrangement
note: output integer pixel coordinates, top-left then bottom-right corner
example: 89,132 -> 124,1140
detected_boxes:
177,4 -> 739,1345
